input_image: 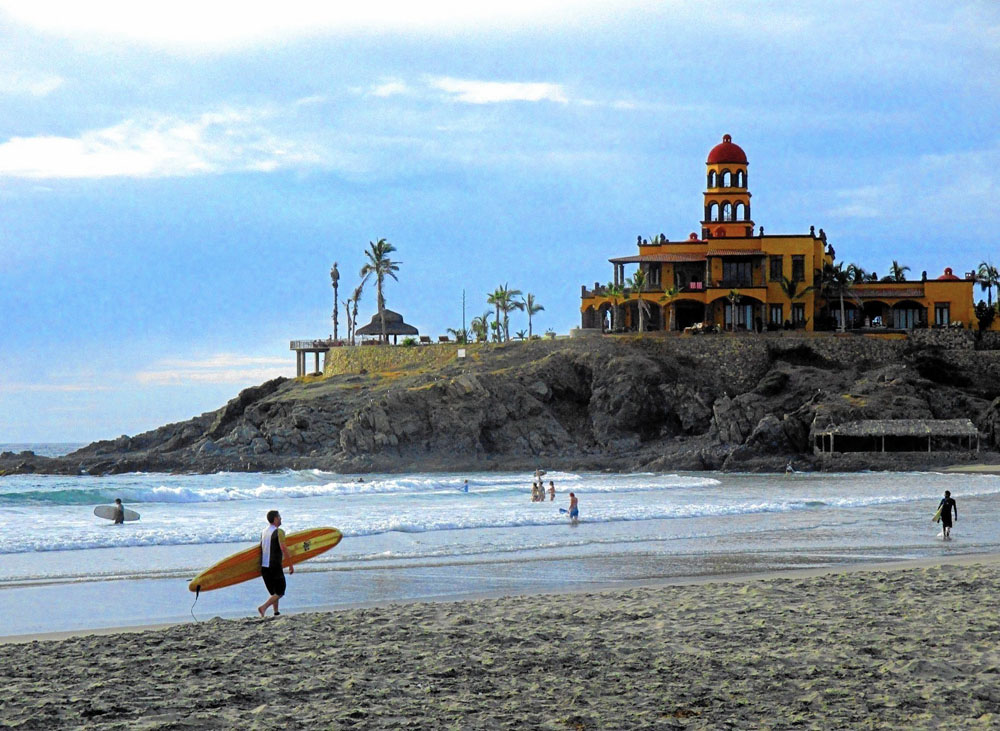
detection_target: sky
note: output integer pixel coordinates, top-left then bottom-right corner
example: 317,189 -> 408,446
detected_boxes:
1,0 -> 998,443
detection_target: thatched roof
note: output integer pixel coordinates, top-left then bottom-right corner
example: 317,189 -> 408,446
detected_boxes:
355,309 -> 419,336
815,419 -> 978,438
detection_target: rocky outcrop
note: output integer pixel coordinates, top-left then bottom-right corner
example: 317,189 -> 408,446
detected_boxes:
3,336 -> 997,476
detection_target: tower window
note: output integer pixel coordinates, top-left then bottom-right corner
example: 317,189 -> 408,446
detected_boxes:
733,202 -> 744,221
721,170 -> 732,187
707,171 -> 717,188
722,202 -> 733,221
708,202 -> 719,221
736,170 -> 746,188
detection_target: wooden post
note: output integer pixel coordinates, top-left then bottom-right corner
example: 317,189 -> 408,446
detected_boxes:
314,352 -> 320,374
881,435 -> 885,453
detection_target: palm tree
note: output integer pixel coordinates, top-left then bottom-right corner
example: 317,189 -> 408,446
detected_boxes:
627,269 -> 651,333
727,289 -> 742,332
523,293 -> 544,338
977,261 -> 999,307
846,263 -> 868,284
514,329 -> 527,340
604,281 -> 625,332
343,282 -> 365,345
447,327 -> 469,344
486,287 -> 504,341
470,310 -> 492,342
359,238 -> 400,343
500,285 -> 524,341
815,262 -> 857,332
659,285 -> 681,332
889,260 -> 910,282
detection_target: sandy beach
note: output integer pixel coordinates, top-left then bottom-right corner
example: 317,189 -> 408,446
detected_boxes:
4,556 -> 1000,729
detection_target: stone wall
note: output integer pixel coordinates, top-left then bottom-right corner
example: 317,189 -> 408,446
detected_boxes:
908,328 -> 975,350
323,343 -> 484,376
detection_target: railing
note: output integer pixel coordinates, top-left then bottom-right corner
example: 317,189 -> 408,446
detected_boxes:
290,339 -> 344,350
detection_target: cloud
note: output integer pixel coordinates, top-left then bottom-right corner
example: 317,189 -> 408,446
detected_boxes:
0,70 -> 63,96
0,107 -> 321,179
370,79 -> 410,98
135,353 -> 289,386
428,76 -> 570,105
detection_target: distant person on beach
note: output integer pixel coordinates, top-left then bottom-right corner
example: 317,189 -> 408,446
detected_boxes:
568,492 -> 579,525
548,481 -> 555,501
112,498 -> 125,525
938,491 -> 957,540
462,480 -> 469,492
257,510 -> 293,618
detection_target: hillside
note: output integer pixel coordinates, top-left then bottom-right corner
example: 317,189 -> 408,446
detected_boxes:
5,333 -> 1000,475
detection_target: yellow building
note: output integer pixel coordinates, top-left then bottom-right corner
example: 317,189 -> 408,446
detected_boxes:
580,135 -> 978,333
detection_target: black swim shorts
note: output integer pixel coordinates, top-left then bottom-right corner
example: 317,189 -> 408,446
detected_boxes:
261,566 -> 286,597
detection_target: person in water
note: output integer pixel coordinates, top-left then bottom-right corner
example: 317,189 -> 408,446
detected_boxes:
257,510 -> 293,617
112,498 -> 125,525
462,479 -> 469,492
568,492 -> 579,525
548,481 -> 555,501
938,490 -> 958,540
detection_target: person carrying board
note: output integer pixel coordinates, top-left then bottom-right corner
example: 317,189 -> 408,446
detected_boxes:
112,498 -> 125,525
258,510 -> 293,617
937,491 -> 957,541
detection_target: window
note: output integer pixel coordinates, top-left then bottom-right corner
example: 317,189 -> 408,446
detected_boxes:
769,255 -> 783,281
792,255 -> 805,282
707,171 -> 717,188
769,304 -> 783,325
723,260 -> 753,286
721,170 -> 732,187
792,303 -> 806,325
935,303 -> 950,326
736,170 -> 746,187
722,202 -> 733,221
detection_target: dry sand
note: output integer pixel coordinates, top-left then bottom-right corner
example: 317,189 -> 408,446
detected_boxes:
5,556 -> 1000,730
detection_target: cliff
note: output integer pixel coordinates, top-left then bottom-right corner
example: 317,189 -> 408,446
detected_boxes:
6,332 -> 1000,476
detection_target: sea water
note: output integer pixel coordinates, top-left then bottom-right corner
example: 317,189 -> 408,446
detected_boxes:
3,464 -> 997,637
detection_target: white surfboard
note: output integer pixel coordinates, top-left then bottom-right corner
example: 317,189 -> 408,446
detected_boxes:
94,505 -> 140,522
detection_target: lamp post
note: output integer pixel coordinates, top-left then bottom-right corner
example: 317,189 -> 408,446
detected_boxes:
330,262 -> 340,341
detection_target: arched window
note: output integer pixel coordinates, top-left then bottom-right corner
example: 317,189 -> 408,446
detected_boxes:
707,171 -> 717,188
733,202 -> 744,221
708,202 -> 719,221
721,170 -> 732,187
736,170 -> 746,188
722,202 -> 733,221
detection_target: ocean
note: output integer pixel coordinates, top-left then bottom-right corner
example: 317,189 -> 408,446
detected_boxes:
3,458 -> 996,638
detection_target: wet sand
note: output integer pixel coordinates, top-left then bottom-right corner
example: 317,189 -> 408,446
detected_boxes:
6,555 -> 1000,729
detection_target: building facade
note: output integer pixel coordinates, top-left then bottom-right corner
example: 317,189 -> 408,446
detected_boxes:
580,135 -> 977,333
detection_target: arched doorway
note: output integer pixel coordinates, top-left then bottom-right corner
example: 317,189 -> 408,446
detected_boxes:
863,301 -> 889,327
672,300 -> 706,330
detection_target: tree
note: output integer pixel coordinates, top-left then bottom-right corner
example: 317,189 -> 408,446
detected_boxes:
846,263 -> 868,284
976,300 -> 996,335
978,261 -> 999,307
815,261 -> 857,332
470,310 -> 492,342
447,327 -> 469,344
359,238 -> 400,343
523,293 -> 544,339
626,269 -> 652,333
659,285 -> 681,332
514,329 -> 527,340
486,288 -> 504,341
488,283 -> 523,342
343,282 -> 365,345
727,289 -> 742,332
889,260 -> 910,282
604,281 -> 625,332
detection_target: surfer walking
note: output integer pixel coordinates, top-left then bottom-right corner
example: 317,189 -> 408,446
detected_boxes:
938,491 -> 958,540
112,498 -> 125,525
257,510 -> 293,618
568,492 -> 579,525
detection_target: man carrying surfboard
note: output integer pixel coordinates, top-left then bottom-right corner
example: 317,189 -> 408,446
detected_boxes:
112,498 -> 125,525
258,510 -> 294,618
937,491 -> 958,541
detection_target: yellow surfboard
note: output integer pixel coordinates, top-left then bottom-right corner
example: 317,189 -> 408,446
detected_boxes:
188,527 -> 342,593
932,507 -> 943,523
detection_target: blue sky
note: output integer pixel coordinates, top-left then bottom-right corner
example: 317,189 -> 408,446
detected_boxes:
1,1 -> 997,442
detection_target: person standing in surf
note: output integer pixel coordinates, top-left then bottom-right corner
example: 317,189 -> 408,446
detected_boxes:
548,480 -> 555,502
568,492 -> 579,525
258,510 -> 293,618
938,491 -> 957,540
112,498 -> 125,525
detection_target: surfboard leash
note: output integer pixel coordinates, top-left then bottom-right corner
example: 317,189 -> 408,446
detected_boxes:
190,585 -> 201,622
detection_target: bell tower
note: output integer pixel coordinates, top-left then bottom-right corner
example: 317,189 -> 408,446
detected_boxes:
701,134 -> 754,239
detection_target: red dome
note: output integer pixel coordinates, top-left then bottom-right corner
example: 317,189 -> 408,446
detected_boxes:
936,267 -> 960,281
707,134 -> 748,165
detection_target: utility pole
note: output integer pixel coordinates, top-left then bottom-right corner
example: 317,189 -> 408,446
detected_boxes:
462,289 -> 466,341
330,262 -> 340,340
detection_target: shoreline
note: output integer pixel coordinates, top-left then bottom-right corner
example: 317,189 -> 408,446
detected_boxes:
4,551 -> 995,645
6,553 -> 1000,728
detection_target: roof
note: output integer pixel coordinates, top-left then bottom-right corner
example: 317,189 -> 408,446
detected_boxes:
355,309 -> 419,336
937,267 -> 960,281
854,287 -> 925,299
610,253 -> 707,264
815,419 -> 979,437
707,134 -> 748,165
